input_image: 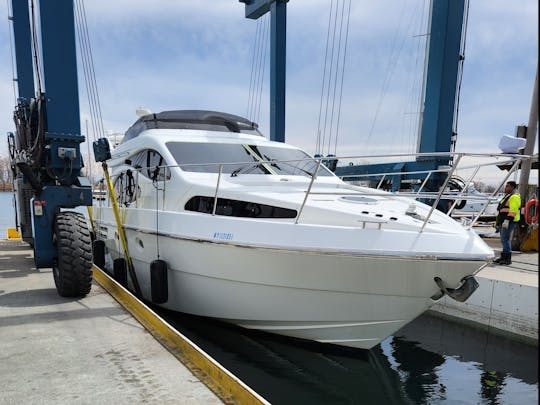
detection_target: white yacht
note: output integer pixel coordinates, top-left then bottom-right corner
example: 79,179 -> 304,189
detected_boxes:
93,110 -> 493,350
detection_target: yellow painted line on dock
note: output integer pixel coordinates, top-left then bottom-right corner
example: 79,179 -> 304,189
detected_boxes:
93,265 -> 269,405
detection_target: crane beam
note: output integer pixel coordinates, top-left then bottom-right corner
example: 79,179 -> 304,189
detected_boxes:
11,0 -> 35,101
269,1 -> 286,143
417,0 -> 465,159
239,0 -> 287,142
240,0 -> 273,19
39,0 -> 81,137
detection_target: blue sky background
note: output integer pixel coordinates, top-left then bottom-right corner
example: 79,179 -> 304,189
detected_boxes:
0,0 -> 537,183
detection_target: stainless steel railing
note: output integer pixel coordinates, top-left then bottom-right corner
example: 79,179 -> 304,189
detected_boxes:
99,151 -> 532,232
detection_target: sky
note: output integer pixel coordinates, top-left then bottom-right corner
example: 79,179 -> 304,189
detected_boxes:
0,0 -> 538,185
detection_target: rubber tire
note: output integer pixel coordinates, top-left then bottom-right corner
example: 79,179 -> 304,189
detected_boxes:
53,211 -> 93,297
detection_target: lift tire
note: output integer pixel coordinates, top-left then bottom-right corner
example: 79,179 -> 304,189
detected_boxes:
53,212 -> 93,297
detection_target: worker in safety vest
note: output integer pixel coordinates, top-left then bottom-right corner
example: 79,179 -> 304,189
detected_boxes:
494,181 -> 521,265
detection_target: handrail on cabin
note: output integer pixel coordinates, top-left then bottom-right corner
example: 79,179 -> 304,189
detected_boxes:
100,152 -> 530,231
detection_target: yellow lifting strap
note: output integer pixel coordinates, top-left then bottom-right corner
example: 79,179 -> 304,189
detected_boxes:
102,162 -> 142,296
86,206 -> 95,234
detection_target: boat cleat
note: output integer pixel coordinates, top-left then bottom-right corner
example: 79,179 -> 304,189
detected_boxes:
431,275 -> 479,302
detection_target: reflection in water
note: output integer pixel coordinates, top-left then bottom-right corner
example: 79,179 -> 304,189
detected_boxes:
480,370 -> 506,404
389,313 -> 537,404
156,308 -> 537,405
160,308 -> 407,404
390,337 -> 445,403
394,313 -> 538,385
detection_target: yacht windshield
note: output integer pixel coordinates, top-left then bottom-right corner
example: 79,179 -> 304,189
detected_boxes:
166,142 -> 333,177
250,145 -> 332,177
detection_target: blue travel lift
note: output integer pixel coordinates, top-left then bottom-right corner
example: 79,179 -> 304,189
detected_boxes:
8,0 -> 93,296
8,0 -> 145,299
239,0 -> 468,194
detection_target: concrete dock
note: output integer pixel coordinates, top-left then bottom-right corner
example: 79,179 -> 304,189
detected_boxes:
0,240 -> 221,404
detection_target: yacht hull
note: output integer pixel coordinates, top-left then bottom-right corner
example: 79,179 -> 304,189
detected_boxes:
101,224 -> 484,350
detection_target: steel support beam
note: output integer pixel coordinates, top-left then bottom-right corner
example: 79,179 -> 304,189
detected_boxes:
239,0 -> 287,142
39,0 -> 81,137
240,0 -> 272,19
417,0 -> 465,160
11,0 -> 35,101
269,1 -> 286,142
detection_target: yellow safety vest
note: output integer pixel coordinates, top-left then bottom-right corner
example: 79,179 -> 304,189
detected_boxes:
497,192 -> 521,222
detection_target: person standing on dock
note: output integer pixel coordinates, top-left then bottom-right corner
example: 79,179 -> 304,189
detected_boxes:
494,181 -> 521,265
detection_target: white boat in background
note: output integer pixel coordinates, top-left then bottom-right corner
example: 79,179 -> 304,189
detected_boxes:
451,183 -> 500,236
451,182 -> 500,219
93,110 -> 493,350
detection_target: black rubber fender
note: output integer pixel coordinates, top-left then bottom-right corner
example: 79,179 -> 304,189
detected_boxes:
113,258 -> 128,287
93,240 -> 106,269
151,259 -> 168,304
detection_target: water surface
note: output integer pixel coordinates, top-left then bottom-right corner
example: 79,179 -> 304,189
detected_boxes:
157,309 -> 537,404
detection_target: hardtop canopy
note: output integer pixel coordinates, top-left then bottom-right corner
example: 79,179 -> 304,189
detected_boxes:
122,110 -> 261,144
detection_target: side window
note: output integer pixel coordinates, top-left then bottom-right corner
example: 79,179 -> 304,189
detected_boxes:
113,170 -> 139,206
147,150 -> 171,181
131,150 -> 146,170
185,196 -> 297,219
129,149 -> 171,181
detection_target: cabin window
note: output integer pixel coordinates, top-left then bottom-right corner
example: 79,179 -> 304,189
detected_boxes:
130,149 -> 171,180
185,196 -> 297,219
113,170 -> 139,206
166,142 -> 268,174
166,142 -> 333,177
